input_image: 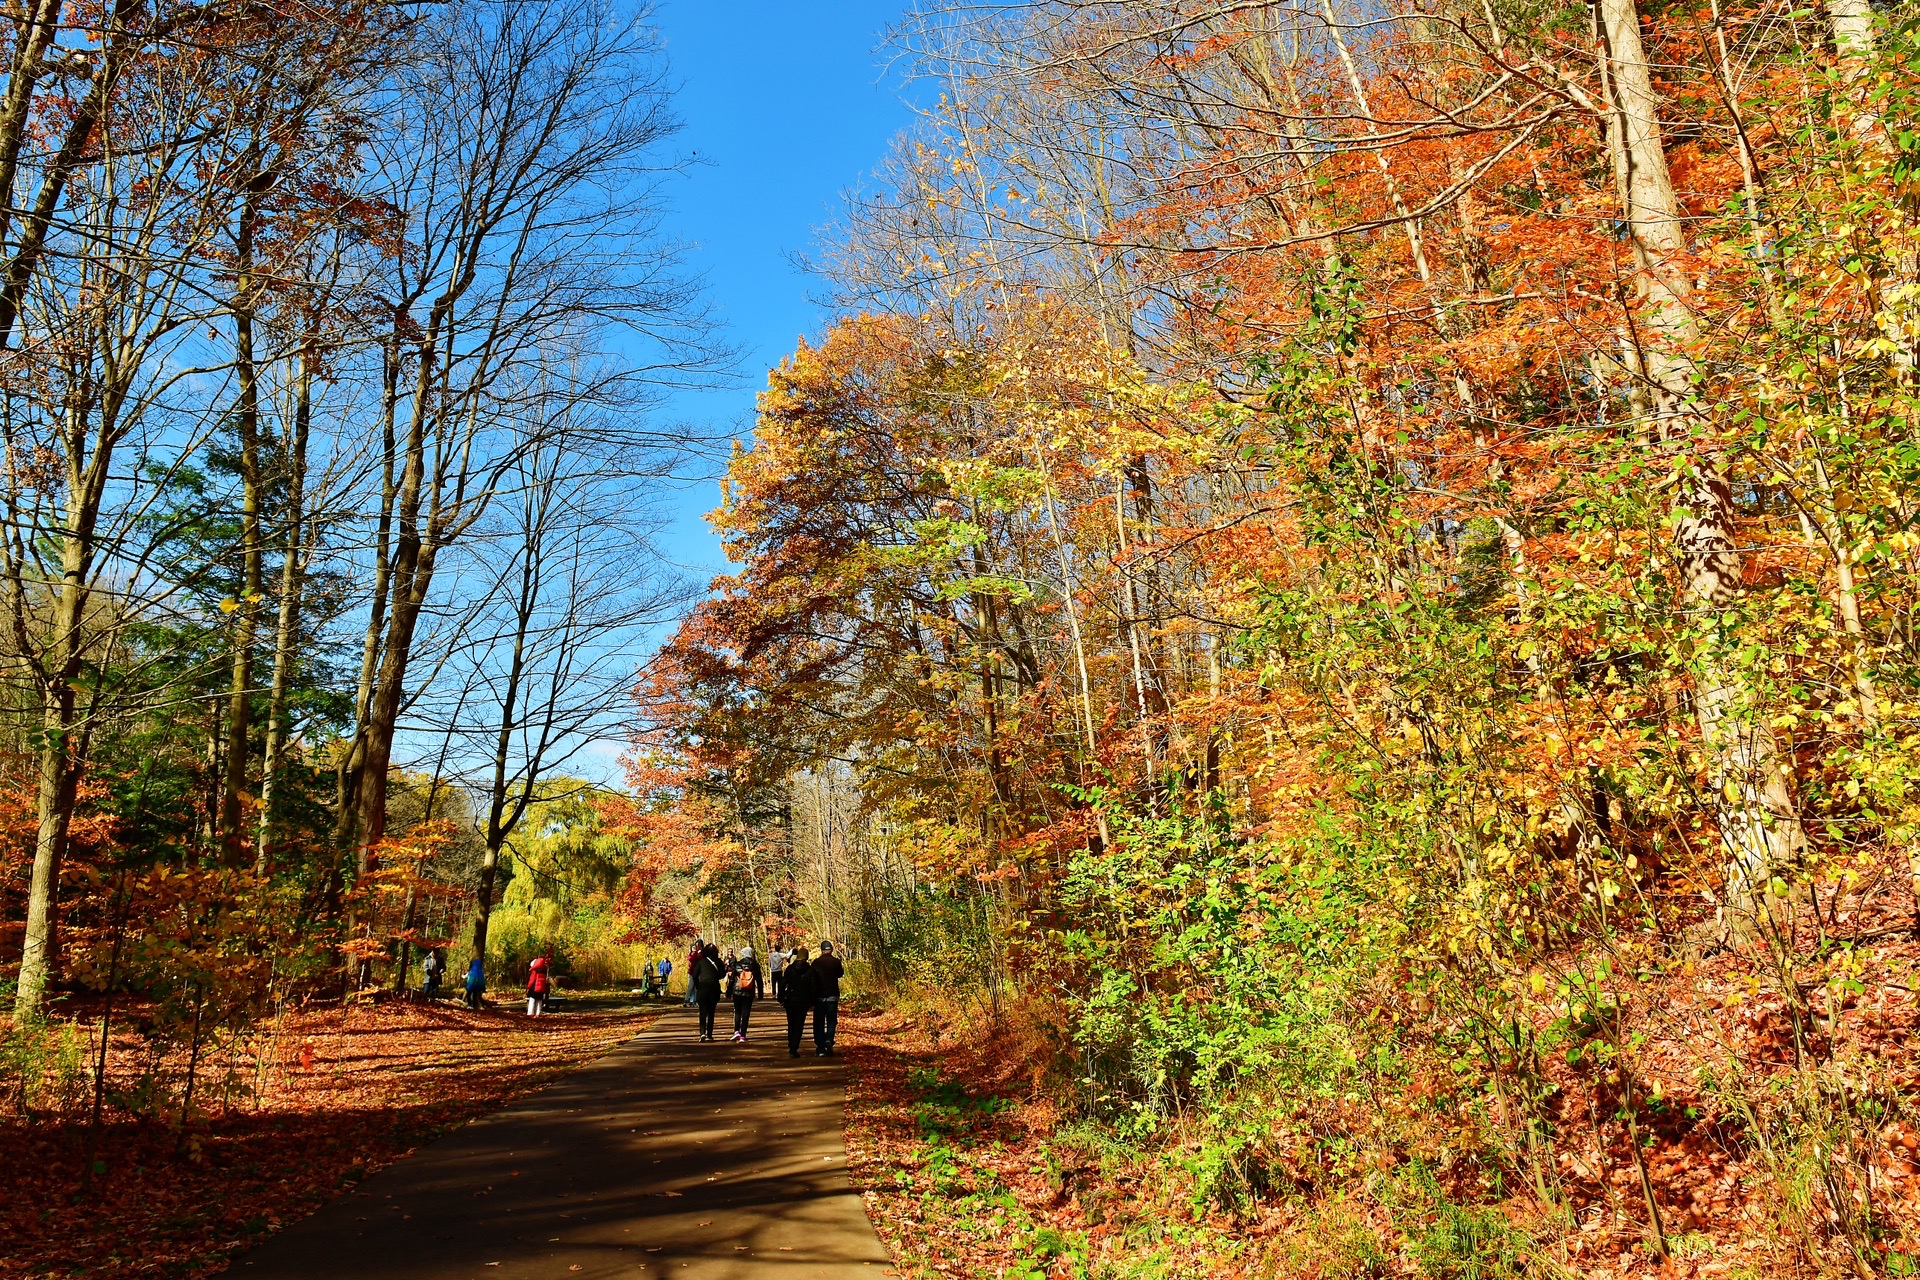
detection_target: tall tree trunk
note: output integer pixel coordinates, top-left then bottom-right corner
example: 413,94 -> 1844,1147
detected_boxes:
257,350 -> 315,874
1824,0 -> 1875,63
334,342 -> 407,988
14,430 -> 99,1018
1113,477 -> 1155,776
1595,0 -> 1804,933
354,569 -> 428,859
16,677 -> 75,1018
9,0 -> 163,1019
332,341 -> 401,852
220,173 -> 269,867
351,314 -> 448,870
472,522 -> 539,966
1818,0 -> 1911,388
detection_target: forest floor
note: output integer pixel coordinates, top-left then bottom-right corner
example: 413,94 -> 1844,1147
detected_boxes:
840,878 -> 1920,1280
3,991 -> 663,1280
841,1005 -> 1238,1280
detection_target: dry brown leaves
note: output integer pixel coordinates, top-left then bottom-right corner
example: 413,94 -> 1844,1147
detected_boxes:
2,997 -> 655,1280
840,1007 -> 1219,1279
839,859 -> 1920,1279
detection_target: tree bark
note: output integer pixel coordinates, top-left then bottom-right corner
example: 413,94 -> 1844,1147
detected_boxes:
257,346 -> 315,874
14,391 -> 112,1018
332,340 -> 401,853
350,290 -> 452,874
1824,0 -> 1875,63
1595,0 -> 1804,932
220,167 -> 271,867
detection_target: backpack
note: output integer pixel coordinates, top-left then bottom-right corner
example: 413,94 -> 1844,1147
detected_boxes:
528,969 -> 550,995
735,965 -> 759,997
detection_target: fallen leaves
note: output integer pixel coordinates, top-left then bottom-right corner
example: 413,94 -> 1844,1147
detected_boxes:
0,998 -> 655,1280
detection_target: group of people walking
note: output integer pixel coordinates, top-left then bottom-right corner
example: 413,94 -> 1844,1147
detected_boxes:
425,952 -> 544,1013
417,948 -> 493,1011
420,939 -> 843,1057
670,938 -> 844,1056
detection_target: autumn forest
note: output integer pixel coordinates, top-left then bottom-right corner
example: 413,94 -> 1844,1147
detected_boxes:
2,0 -> 1918,1276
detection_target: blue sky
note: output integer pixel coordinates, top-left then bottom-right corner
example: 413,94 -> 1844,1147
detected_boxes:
646,0 -> 916,584
383,4 -> 921,789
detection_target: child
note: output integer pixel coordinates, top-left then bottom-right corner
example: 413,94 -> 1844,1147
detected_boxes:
526,956 -> 551,1016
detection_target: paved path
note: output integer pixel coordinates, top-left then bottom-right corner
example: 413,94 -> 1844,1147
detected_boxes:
234,1003 -> 892,1280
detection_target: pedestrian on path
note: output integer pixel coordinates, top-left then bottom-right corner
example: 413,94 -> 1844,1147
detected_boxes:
684,938 -> 704,1006
779,947 -> 814,1058
692,942 -> 724,1041
421,949 -> 443,1001
729,946 -> 763,1041
769,943 -> 789,1002
464,956 -> 487,1009
811,940 -> 844,1055
656,954 -> 672,998
526,956 -> 552,1016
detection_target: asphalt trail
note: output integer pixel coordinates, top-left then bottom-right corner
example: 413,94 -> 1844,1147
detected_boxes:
233,1002 -> 891,1280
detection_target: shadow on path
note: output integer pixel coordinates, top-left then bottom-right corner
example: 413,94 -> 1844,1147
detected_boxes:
233,1004 -> 892,1279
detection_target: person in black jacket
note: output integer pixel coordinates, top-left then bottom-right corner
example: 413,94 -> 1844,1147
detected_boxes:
810,940 -> 845,1055
779,947 -> 814,1058
691,942 -> 725,1041
729,945 -> 764,1042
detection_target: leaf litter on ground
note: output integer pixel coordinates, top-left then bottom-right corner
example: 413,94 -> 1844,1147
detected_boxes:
2,996 -> 656,1280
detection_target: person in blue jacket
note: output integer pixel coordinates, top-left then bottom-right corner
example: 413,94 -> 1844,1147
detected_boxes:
464,956 -> 487,1010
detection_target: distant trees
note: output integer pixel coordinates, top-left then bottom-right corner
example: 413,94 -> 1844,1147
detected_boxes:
449,385 -> 690,966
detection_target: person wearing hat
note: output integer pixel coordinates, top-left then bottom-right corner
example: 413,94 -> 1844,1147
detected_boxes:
729,945 -> 764,1042
810,940 -> 844,1055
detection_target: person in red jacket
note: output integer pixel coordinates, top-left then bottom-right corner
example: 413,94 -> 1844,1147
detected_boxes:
684,937 -> 704,1006
526,956 -> 552,1016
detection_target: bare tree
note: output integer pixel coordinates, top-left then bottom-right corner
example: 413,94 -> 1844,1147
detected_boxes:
329,0 -> 719,982
213,6 -> 397,866
452,386 -> 690,967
